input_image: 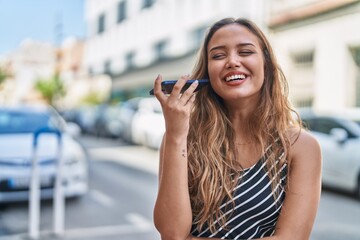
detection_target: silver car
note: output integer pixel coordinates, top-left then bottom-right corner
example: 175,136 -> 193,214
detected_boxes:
0,105 -> 88,203
300,109 -> 360,199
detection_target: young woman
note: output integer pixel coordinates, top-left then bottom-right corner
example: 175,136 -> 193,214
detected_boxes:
153,17 -> 322,240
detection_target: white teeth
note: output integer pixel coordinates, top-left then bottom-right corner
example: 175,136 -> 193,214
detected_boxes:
225,74 -> 246,82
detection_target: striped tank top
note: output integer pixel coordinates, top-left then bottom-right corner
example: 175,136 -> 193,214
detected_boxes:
191,149 -> 287,239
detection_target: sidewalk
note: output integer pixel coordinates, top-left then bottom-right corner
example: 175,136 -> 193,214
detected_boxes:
88,145 -> 160,175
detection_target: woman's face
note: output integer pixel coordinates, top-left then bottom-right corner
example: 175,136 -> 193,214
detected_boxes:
207,24 -> 265,104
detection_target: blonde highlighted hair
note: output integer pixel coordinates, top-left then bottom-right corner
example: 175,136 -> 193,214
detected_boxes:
187,18 -> 301,233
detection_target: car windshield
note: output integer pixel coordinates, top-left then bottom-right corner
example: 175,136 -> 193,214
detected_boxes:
0,111 -> 52,134
337,117 -> 360,137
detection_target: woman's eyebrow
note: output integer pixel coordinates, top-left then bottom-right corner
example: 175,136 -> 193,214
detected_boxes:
237,42 -> 256,48
208,45 -> 226,53
208,42 -> 256,53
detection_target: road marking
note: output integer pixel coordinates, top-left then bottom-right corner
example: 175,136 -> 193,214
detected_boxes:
0,214 -> 155,239
126,213 -> 152,230
89,189 -> 115,208
63,213 -> 154,238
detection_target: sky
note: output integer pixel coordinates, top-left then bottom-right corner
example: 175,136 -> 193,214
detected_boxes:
0,0 -> 85,56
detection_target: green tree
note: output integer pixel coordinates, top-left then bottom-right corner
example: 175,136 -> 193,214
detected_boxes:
34,74 -> 66,106
81,92 -> 103,105
0,66 -> 10,88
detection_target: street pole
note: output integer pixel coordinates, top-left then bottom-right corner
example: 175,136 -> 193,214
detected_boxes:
53,136 -> 64,236
28,128 -> 63,239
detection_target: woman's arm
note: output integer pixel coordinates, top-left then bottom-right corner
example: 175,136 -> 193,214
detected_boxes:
188,129 -> 322,240
154,134 -> 193,240
267,129 -> 322,239
153,75 -> 199,240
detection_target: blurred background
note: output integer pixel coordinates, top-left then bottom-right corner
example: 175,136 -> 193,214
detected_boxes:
0,0 -> 360,239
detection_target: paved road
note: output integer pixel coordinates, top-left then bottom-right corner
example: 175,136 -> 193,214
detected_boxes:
311,188 -> 360,240
0,135 -> 160,240
1,135 -> 360,240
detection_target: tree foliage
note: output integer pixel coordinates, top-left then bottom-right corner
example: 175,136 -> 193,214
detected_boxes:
34,74 -> 66,105
0,66 -> 10,87
81,92 -> 103,105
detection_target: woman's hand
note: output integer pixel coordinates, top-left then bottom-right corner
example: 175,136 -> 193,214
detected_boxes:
153,74 -> 199,139
153,75 -> 199,239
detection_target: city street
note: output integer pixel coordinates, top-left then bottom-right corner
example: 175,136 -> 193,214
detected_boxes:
1,1 -> 360,240
0,135 -> 359,240
0,135 -> 160,240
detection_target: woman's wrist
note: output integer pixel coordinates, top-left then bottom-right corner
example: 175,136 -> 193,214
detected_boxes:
165,132 -> 188,145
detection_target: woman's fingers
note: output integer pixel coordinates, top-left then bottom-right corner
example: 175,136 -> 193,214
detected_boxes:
181,80 -> 198,105
177,79 -> 198,107
170,75 -> 189,97
154,74 -> 198,108
153,74 -> 166,102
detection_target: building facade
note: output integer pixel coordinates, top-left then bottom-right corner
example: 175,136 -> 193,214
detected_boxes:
84,0 -> 360,112
58,38 -> 112,108
84,0 -> 266,100
268,0 -> 360,111
0,39 -> 56,104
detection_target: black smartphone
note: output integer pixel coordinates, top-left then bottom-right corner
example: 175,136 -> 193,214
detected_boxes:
149,79 -> 209,95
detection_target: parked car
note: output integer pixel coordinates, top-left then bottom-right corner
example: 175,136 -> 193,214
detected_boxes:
299,109 -> 360,199
93,104 -> 124,138
72,105 -> 99,134
116,98 -> 143,143
0,105 -> 88,203
131,97 -> 165,149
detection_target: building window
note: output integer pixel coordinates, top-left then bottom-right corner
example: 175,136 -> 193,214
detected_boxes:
142,0 -> 156,9
98,14 -> 105,34
117,1 -> 127,23
353,48 -> 360,66
293,51 -> 314,66
88,67 -> 93,75
352,48 -> 360,107
290,50 -> 315,108
125,52 -> 135,70
104,60 -> 112,75
155,40 -> 168,61
295,98 -> 313,108
191,26 -> 207,51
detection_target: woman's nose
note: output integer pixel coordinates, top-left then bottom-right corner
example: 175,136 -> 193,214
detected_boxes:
226,53 -> 241,68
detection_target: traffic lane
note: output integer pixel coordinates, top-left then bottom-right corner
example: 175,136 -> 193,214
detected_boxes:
0,160 -> 160,239
64,159 -> 160,239
311,188 -> 360,240
85,160 -> 158,228
74,134 -> 128,149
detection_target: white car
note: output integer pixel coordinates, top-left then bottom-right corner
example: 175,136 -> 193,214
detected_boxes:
0,105 -> 88,203
131,97 -> 165,149
300,111 -> 360,199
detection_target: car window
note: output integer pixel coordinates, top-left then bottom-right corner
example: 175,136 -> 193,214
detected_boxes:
0,111 -> 61,134
306,117 -> 359,138
312,118 -> 342,135
301,118 -> 315,130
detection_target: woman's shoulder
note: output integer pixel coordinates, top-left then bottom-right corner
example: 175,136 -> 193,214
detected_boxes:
287,127 -> 318,146
287,127 -> 322,167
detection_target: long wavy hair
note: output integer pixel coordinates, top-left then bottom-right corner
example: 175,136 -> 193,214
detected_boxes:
187,18 -> 301,233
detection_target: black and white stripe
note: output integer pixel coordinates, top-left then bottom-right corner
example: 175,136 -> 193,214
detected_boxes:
192,150 -> 287,239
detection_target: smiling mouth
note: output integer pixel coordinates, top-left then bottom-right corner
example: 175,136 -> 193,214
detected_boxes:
225,74 -> 247,82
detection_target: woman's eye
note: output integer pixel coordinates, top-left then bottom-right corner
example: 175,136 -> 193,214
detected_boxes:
212,54 -> 225,59
239,51 -> 253,56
